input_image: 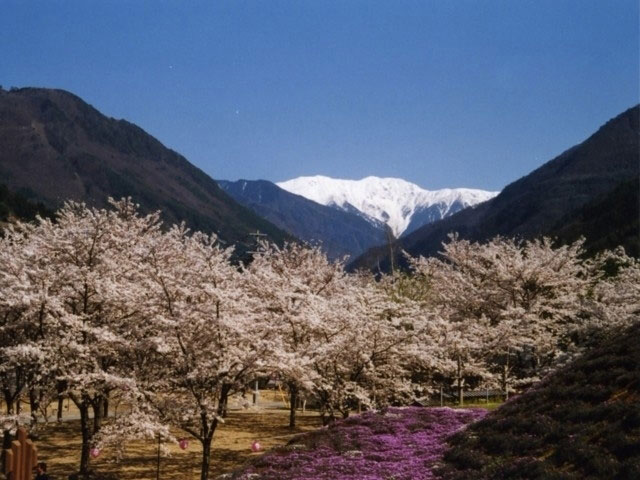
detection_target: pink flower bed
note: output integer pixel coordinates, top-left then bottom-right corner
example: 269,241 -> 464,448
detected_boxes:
233,407 -> 487,480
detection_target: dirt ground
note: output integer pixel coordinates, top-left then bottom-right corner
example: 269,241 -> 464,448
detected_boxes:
4,391 -> 497,479
5,391 -> 322,480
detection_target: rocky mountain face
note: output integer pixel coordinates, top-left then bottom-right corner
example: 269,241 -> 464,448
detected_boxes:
218,176 -> 496,261
277,175 -> 498,237
217,179 -> 387,260
0,87 -> 291,251
350,105 -> 640,272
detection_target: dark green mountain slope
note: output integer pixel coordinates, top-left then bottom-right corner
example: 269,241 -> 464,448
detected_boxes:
350,105 -> 640,272
555,176 -> 639,258
0,87 -> 291,249
218,179 -> 387,260
0,183 -> 54,224
439,321 -> 640,480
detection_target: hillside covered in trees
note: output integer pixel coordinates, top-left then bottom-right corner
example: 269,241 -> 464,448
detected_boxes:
439,321 -> 640,479
0,87 -> 291,251
0,184 -> 54,224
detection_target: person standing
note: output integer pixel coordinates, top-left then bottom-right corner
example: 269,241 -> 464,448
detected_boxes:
34,462 -> 50,480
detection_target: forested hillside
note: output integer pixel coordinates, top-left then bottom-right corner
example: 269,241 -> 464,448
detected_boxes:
439,321 -> 640,479
0,184 -> 54,223
350,105 -> 640,272
0,87 -> 291,250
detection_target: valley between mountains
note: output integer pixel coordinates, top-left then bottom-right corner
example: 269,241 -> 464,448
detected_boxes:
1,86 -> 638,480
2,87 -> 636,268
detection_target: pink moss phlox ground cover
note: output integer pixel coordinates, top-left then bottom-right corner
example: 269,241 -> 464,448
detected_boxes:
233,407 -> 487,480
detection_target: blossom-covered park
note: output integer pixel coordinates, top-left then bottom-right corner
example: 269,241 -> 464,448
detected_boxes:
1,200 -> 638,479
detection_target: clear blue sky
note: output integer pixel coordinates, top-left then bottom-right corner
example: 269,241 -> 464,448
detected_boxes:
1,1 -> 638,191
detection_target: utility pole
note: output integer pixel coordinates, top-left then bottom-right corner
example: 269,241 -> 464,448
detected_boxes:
248,230 -> 267,406
248,230 -> 268,256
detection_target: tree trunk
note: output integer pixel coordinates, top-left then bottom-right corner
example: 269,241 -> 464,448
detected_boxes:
57,396 -> 64,422
92,397 -> 104,435
502,349 -> 510,400
1,390 -> 14,470
218,384 -> 231,419
457,355 -> 463,406
56,380 -> 66,422
3,389 -> 13,415
103,395 -> 109,418
501,365 -> 508,400
321,412 -> 335,426
156,435 -> 161,480
219,394 -> 228,419
79,402 -> 92,475
319,403 -> 327,426
288,383 -> 298,428
200,435 -> 213,480
29,388 -> 39,427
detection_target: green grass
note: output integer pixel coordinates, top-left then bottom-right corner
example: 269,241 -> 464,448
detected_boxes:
451,401 -> 503,411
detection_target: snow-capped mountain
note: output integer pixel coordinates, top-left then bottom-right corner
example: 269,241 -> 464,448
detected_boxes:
277,176 -> 499,237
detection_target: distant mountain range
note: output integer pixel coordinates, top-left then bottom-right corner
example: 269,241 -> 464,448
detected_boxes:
218,179 -> 387,260
350,105 -> 640,272
0,87 -> 291,252
219,177 -> 496,260
277,176 -> 498,237
2,87 -> 635,266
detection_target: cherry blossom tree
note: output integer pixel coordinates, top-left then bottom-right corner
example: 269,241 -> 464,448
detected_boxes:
0,222 -> 40,413
37,199 -> 160,474
114,225 -> 270,480
373,272 -> 455,401
308,272 -> 440,422
0,199 -> 160,475
584,247 -> 640,340
2,195 -> 636,479
409,235 -> 590,400
245,242 -> 347,428
0,221 -> 55,456
0,217 -> 81,457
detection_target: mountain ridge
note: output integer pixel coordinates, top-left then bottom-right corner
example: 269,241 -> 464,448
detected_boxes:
217,179 -> 387,260
349,105 -> 640,272
276,175 -> 499,237
0,86 -> 292,251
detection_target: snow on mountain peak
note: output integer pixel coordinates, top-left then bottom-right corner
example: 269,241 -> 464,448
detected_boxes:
276,175 -> 499,237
